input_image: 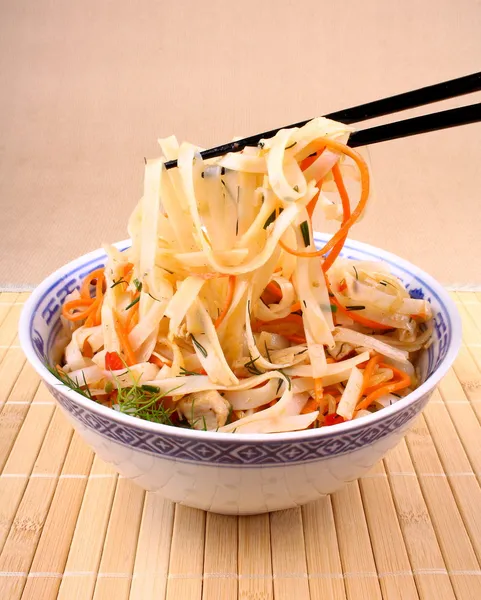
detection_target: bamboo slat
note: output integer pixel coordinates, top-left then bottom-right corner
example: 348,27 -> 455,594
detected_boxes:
0,292 -> 481,599
384,440 -> 456,600
405,416 -> 481,599
92,478 -> 145,600
56,457 -> 118,600
130,495 -> 175,600
270,508 -> 310,600
302,497 -> 346,600
0,408 -> 73,600
201,513 -> 238,600
359,462 -> 419,599
165,506 -> 206,600
238,514 -> 273,600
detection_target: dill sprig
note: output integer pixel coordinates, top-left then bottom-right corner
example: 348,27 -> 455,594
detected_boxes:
116,382 -> 182,425
190,334 -> 208,357
178,366 -> 204,377
244,353 -> 263,376
125,296 -> 140,311
111,277 -> 128,289
46,362 -> 93,399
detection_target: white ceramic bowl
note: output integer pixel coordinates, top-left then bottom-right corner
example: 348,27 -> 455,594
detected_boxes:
20,234 -> 461,515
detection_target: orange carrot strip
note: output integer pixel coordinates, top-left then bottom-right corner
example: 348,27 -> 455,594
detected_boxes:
361,354 -> 382,393
80,268 -> 105,300
62,298 -> 96,321
265,281 -> 283,301
290,302 -> 302,313
113,309 -> 137,366
301,398 -> 319,414
215,275 -> 236,329
356,362 -> 411,411
279,138 -> 369,258
314,377 -> 323,406
321,163 -> 352,272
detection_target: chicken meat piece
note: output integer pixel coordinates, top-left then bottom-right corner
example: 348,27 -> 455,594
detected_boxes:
179,390 -> 231,430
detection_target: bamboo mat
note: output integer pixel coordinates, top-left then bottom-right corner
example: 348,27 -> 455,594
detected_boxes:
1,292 -> 481,600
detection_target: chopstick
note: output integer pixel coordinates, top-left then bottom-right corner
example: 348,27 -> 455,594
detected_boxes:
163,71 -> 481,169
349,102 -> 481,147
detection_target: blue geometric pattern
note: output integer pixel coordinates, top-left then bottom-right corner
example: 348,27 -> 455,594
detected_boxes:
48,382 -> 430,466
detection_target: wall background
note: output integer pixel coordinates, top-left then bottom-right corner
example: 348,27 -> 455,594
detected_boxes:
1,0 -> 480,288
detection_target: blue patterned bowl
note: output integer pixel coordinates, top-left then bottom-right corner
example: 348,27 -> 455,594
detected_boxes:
19,235 -> 461,514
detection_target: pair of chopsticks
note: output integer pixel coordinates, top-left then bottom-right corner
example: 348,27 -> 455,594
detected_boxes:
164,72 -> 481,170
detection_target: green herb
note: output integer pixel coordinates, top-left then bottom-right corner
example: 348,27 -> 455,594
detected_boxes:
141,384 -> 160,393
392,393 -> 402,398
264,342 -> 273,363
104,380 -> 114,394
244,354 -> 263,376
160,267 -> 174,275
330,304 -> 338,313
46,362 -> 93,399
278,369 -> 291,390
116,382 -> 182,425
353,266 -> 359,280
300,220 -> 310,247
263,207 -> 283,229
148,292 -> 161,302
378,279 -> 394,287
225,404 -> 234,425
285,141 -> 297,150
178,367 -> 204,376
125,296 -> 140,311
293,185 -> 299,192
295,348 -> 308,356
258,141 -> 265,149
111,277 -> 128,288
191,334 -> 208,358
133,278 -> 142,292
346,305 -> 366,311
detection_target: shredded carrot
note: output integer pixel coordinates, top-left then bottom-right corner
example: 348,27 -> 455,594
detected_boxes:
63,268 -> 106,325
62,298 -> 96,321
300,149 -> 322,171
113,309 -> 137,366
214,275 -> 236,328
279,138 -> 369,259
321,163 -> 352,272
356,362 -> 411,411
361,354 -> 382,393
290,301 -> 302,313
265,281 -> 283,301
80,268 -> 104,300
283,334 -> 307,344
301,398 -> 319,414
82,339 -> 93,359
314,377 -> 323,406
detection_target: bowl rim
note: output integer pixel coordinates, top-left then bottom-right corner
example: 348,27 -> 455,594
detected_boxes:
19,234 -> 462,444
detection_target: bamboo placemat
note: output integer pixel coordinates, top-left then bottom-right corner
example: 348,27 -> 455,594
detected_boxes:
1,291 -> 481,600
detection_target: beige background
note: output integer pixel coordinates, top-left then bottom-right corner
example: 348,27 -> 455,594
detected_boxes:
0,0 -> 480,289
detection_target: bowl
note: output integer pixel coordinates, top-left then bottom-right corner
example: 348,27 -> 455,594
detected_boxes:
19,234 -> 461,515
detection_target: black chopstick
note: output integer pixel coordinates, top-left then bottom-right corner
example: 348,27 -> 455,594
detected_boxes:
164,71 -> 481,169
349,102 -> 481,147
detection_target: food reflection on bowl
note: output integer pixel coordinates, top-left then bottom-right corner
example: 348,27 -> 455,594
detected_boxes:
20,234 -> 460,515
